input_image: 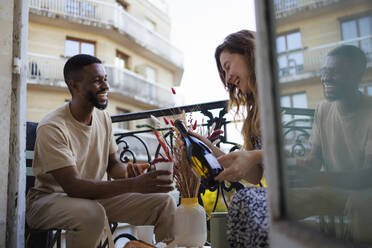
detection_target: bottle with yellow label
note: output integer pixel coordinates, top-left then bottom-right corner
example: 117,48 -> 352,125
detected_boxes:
174,119 -> 223,188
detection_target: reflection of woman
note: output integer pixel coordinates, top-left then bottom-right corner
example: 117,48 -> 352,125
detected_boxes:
190,30 -> 269,248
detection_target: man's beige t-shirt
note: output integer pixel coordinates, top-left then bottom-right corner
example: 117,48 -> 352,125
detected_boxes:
31,104 -> 118,194
310,95 -> 372,171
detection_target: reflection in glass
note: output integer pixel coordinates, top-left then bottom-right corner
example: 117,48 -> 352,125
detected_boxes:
287,32 -> 302,50
274,0 -> 372,245
276,36 -> 286,53
292,93 -> 307,108
276,31 -> 303,77
341,14 -> 372,62
368,86 -> 372,96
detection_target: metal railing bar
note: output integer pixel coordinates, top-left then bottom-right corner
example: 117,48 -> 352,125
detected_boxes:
282,107 -> 315,116
111,100 -> 229,123
114,121 -> 235,137
112,103 -> 314,123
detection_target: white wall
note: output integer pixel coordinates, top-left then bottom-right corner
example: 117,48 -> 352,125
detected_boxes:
0,0 -> 14,246
0,0 -> 28,247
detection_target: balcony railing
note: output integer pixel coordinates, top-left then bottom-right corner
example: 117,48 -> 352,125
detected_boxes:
278,35 -> 372,83
112,100 -> 244,213
27,53 -> 175,107
111,100 -> 315,213
111,101 -> 316,167
105,65 -> 175,107
274,0 -> 341,19
28,0 -> 183,68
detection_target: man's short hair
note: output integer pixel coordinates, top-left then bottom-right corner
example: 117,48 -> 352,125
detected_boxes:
63,54 -> 102,93
328,45 -> 367,78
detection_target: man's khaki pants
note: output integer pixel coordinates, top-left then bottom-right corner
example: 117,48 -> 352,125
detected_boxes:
26,190 -> 176,248
288,187 -> 372,244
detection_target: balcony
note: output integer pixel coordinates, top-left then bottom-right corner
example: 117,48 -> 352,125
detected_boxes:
274,0 -> 337,18
277,35 -> 372,84
28,0 -> 184,71
273,0 -> 354,24
27,53 -> 176,107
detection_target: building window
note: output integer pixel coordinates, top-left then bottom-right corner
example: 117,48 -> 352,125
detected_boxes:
65,37 -> 95,57
116,108 -> 130,130
276,31 -> 304,77
144,66 -> 156,82
280,92 -> 309,151
341,13 -> 372,62
66,0 -> 96,18
281,92 -> 308,108
359,84 -> 372,96
115,50 -> 130,70
281,92 -> 308,122
143,17 -> 156,32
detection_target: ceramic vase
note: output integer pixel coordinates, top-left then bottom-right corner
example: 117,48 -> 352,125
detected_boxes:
174,198 -> 207,247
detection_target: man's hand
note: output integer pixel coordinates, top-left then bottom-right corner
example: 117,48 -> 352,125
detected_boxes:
107,153 -> 150,179
127,162 -> 150,178
130,170 -> 174,193
214,150 -> 263,185
51,165 -> 174,199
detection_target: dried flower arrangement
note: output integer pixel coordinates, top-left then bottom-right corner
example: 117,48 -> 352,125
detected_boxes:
136,88 -> 224,198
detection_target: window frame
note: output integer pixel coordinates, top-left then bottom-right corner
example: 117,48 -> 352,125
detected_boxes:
255,1 -> 362,247
339,11 -> 372,45
276,29 -> 304,76
359,83 -> 372,96
116,50 -> 130,70
65,36 -> 96,57
280,91 -> 308,108
276,29 -> 302,50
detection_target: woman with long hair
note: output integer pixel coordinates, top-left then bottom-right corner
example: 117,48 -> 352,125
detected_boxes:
190,30 -> 269,248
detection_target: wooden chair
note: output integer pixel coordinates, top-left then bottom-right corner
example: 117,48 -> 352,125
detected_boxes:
25,121 -> 62,248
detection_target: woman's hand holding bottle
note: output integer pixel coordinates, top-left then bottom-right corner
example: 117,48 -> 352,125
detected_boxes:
215,150 -> 263,185
175,120 -> 224,188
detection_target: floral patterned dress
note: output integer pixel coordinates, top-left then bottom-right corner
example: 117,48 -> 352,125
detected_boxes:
226,138 -> 269,248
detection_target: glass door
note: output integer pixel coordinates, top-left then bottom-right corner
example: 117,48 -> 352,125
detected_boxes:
255,0 -> 372,247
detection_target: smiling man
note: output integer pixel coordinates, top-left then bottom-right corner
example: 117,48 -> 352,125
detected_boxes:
308,45 -> 371,173
26,54 -> 176,247
289,46 -> 372,244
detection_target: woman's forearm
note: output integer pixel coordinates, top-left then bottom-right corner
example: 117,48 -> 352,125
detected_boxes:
209,145 -> 226,157
243,150 -> 264,184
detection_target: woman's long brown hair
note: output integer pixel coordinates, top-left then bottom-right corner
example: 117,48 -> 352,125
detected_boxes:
215,30 -> 260,150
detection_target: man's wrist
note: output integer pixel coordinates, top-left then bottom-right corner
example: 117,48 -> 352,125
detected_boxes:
120,177 -> 135,193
